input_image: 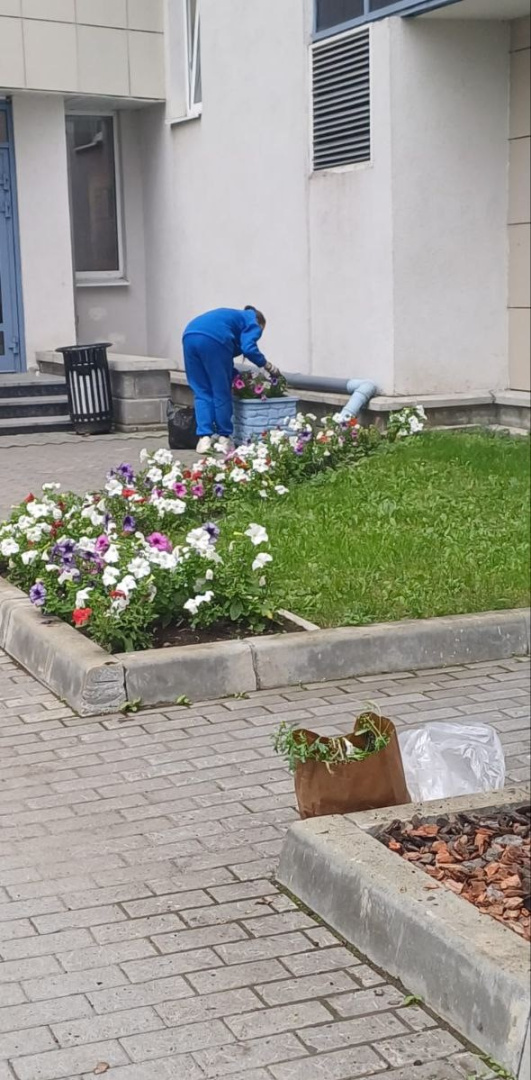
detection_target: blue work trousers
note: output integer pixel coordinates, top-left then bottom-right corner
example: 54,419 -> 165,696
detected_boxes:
183,333 -> 234,437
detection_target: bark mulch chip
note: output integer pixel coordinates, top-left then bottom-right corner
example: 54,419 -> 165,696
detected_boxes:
377,804 -> 530,941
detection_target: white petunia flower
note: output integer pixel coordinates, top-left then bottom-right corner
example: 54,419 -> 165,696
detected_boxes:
127,557 -> 151,580
105,477 -> 123,497
252,552 -> 273,572
75,587 -> 93,608
153,449 -> 174,466
184,591 -> 214,616
139,448 -> 150,465
103,545 -> 120,564
26,524 -> 52,542
58,569 -> 78,585
21,550 -> 39,566
274,485 -> 289,495
245,524 -> 269,546
0,538 -> 19,557
102,566 -> 120,588
117,575 -> 137,596
146,466 -> 163,484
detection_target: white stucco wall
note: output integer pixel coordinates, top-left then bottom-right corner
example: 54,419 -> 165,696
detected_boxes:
75,110 -> 148,355
12,94 -> 76,367
390,18 -> 510,395
308,20 -> 395,391
141,0 -> 312,374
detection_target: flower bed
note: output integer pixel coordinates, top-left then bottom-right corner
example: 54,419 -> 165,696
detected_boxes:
0,408 -> 425,653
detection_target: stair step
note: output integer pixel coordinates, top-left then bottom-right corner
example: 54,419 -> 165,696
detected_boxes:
0,375 -> 67,400
0,415 -> 73,437
0,395 -> 70,419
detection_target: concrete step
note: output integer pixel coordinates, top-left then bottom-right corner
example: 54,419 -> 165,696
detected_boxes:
0,395 -> 70,420
0,415 -> 73,437
0,375 -> 67,399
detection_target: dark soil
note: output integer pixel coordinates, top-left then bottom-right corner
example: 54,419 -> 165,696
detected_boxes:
152,616 -> 299,649
377,804 -> 530,940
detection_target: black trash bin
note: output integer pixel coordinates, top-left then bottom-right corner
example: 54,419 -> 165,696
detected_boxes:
57,343 -> 114,435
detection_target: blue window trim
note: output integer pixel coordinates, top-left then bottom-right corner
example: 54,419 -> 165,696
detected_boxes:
0,98 -> 26,373
313,0 -> 463,40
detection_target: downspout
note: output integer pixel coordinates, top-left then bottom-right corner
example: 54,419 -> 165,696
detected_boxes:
285,373 -> 378,421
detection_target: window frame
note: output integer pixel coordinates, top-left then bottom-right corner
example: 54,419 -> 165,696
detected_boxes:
185,0 -> 202,118
313,0 -> 462,40
66,110 -> 126,286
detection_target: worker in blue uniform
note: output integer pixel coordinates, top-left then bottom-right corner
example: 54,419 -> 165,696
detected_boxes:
183,305 -> 282,454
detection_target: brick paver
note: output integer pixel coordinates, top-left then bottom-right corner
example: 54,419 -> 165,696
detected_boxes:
0,647 -> 528,1079
0,432 -> 195,522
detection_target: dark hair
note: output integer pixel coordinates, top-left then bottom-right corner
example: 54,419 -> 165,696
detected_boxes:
245,305 -> 266,329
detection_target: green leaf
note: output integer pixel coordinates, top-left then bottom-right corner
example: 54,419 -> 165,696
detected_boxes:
175,695 -> 192,708
403,994 -> 423,1007
229,599 -> 244,622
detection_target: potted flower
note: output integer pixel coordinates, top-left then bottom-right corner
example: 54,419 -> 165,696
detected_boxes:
273,712 -> 410,819
232,371 -> 299,443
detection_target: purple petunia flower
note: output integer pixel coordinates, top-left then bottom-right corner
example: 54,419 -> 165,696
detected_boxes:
123,515 -> 136,534
29,582 -> 47,608
172,482 -> 187,498
147,532 -> 173,553
214,484 -> 225,498
204,522 -> 220,543
116,463 -> 136,485
191,483 -> 205,499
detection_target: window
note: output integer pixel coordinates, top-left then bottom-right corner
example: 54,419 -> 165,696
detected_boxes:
66,114 -> 123,282
315,0 -> 455,35
312,28 -> 371,171
186,0 -> 202,113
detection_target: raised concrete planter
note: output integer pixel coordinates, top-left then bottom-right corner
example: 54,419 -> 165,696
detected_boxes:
0,576 -> 528,714
278,786 -> 531,1079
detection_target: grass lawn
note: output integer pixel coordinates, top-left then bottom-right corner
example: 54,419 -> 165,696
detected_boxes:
237,431 -> 530,628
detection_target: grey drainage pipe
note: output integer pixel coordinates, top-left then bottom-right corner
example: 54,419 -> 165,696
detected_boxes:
285,373 -> 378,422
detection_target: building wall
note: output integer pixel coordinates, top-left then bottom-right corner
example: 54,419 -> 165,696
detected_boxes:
12,94 -> 76,367
0,0 -> 164,99
141,0 -> 312,375
308,19 -> 396,391
508,16 -> 530,391
390,17 -> 510,395
75,110 -> 148,355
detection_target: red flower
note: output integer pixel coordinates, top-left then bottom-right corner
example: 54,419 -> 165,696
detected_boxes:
183,470 -> 192,480
24,493 -> 35,503
72,608 -> 92,628
109,590 -> 126,599
123,489 -> 136,498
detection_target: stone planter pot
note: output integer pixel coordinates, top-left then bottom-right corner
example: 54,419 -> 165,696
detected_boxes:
233,395 -> 299,443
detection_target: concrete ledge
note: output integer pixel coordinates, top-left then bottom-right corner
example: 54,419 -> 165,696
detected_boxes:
119,640 -> 257,708
0,575 -> 528,714
278,786 -> 531,1078
247,609 -> 530,690
0,578 -> 125,716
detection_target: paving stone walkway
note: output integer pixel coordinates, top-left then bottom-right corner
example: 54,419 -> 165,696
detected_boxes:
0,648 -> 529,1080
0,433 -> 194,522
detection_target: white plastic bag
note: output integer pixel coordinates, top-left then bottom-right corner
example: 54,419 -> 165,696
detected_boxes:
398,722 -> 506,803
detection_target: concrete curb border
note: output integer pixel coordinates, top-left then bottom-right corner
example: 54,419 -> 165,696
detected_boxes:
278,786 -> 531,1079
0,575 -> 529,714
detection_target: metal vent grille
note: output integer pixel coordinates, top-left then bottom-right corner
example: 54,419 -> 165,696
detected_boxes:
312,27 -> 371,171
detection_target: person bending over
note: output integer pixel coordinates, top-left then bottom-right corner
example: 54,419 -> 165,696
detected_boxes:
183,305 -> 282,454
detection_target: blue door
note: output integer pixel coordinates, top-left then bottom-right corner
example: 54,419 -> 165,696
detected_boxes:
0,103 -> 23,373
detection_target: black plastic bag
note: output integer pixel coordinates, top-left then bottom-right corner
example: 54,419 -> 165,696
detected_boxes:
167,399 -> 197,450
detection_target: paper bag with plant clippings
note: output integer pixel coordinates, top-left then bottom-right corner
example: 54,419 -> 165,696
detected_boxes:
275,712 -> 410,820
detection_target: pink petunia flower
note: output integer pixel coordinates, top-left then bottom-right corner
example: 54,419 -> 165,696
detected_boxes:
147,532 -> 173,553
